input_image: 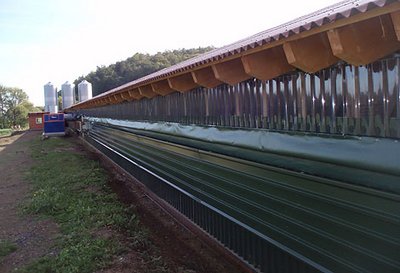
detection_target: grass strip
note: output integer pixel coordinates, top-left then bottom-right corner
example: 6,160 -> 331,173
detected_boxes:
0,129 -> 12,137
20,137 -> 146,273
0,239 -> 17,259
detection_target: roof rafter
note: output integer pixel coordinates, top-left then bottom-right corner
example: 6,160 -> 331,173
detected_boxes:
241,46 -> 294,81
283,32 -> 338,73
212,58 -> 251,86
327,14 -> 400,65
168,73 -> 198,92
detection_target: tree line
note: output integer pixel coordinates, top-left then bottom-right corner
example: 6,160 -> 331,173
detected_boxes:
0,85 -> 41,129
74,47 -> 214,97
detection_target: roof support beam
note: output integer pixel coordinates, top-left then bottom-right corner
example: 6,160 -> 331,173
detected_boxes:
241,46 -> 294,81
390,11 -> 400,40
212,58 -> 252,86
152,80 -> 175,95
139,85 -> 157,98
327,15 -> 400,66
114,94 -> 125,103
120,91 -> 130,101
168,73 -> 198,92
128,89 -> 140,100
191,67 -> 223,88
283,32 -> 338,73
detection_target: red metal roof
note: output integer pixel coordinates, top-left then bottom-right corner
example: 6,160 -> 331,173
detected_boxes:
72,0 -> 399,106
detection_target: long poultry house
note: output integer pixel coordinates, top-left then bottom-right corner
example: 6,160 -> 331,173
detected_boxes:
66,1 -> 400,272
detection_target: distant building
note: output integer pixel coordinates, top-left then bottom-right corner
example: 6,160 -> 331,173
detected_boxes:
28,112 -> 49,130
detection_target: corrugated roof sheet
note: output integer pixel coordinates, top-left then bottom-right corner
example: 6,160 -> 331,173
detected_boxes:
88,0 -> 399,99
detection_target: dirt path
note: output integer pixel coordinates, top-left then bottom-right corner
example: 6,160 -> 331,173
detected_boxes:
0,131 -> 59,273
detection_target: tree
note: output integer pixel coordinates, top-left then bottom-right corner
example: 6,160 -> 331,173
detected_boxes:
0,85 -> 38,128
57,89 -> 62,110
74,47 -> 214,97
0,86 -> 7,128
5,87 -> 28,127
8,101 -> 30,127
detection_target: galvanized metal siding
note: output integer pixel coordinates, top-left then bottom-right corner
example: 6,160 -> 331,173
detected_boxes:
83,55 -> 400,139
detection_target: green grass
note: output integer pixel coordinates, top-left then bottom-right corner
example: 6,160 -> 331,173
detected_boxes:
0,239 -> 17,259
20,137 -> 147,273
0,128 -> 12,136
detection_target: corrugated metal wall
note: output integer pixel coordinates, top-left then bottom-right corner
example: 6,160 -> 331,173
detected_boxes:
82,54 -> 400,139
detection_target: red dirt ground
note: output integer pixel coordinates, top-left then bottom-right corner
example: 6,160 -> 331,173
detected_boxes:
0,131 -> 59,273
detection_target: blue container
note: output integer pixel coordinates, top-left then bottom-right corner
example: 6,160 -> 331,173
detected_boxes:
43,113 -> 65,136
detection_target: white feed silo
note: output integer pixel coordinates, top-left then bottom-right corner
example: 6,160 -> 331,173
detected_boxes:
61,81 -> 75,109
44,82 -> 58,113
78,80 -> 92,102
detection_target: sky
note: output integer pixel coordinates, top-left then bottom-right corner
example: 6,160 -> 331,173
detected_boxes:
0,0 -> 343,106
